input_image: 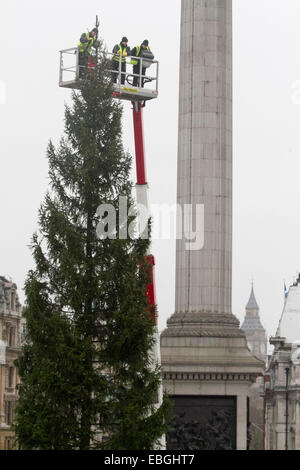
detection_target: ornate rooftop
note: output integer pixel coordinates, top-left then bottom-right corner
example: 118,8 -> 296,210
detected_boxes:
241,284 -> 265,332
246,284 -> 259,311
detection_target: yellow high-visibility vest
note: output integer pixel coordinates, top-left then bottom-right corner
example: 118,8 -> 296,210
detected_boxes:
113,44 -> 128,63
78,33 -> 95,54
131,46 -> 150,65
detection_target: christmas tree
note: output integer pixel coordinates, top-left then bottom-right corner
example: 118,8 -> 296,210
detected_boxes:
14,43 -> 170,450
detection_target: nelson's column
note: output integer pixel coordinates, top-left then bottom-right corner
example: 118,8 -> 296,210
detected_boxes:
160,0 -> 265,450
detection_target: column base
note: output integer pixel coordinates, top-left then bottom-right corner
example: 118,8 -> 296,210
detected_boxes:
160,311 -> 265,450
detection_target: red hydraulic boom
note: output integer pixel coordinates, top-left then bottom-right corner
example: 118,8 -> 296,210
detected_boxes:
132,101 -> 157,324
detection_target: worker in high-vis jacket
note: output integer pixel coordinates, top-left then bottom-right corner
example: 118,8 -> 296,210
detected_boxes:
112,37 -> 130,85
131,40 -> 153,88
78,28 -> 98,78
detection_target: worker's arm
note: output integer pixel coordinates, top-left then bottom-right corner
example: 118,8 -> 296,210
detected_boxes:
112,44 -> 121,54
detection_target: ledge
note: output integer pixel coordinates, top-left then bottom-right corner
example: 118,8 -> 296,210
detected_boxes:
163,371 -> 260,383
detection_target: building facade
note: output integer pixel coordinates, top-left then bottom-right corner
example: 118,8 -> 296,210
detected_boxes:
0,276 -> 23,450
265,276 -> 300,450
240,285 -> 267,449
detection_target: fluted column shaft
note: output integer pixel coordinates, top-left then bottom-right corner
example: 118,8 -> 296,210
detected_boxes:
175,0 -> 232,315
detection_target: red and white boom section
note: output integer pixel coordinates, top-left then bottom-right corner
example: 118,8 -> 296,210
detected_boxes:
132,101 -> 156,320
131,99 -> 165,450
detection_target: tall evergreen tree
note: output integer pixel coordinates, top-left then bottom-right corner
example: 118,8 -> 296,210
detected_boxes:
14,43 -> 170,450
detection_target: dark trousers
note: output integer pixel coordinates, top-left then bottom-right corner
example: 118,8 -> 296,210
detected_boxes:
133,64 -> 146,87
78,52 -> 88,78
112,60 -> 126,84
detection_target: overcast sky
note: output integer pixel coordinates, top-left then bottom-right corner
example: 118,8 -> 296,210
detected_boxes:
1,0 -> 300,347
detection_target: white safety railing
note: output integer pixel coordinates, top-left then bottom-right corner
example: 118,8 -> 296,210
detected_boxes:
59,48 -> 159,96
59,48 -> 80,84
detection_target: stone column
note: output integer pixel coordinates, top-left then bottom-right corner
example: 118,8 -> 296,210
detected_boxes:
160,0 -> 265,451
176,0 -> 232,315
236,394 -> 248,450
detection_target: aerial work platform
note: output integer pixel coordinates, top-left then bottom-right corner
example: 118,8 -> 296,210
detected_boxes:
59,49 -> 159,102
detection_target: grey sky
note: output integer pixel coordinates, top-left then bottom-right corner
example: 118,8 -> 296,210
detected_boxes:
1,0 -> 300,345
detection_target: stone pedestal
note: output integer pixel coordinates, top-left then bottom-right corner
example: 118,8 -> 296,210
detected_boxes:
160,1 -> 264,450
161,313 -> 264,450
